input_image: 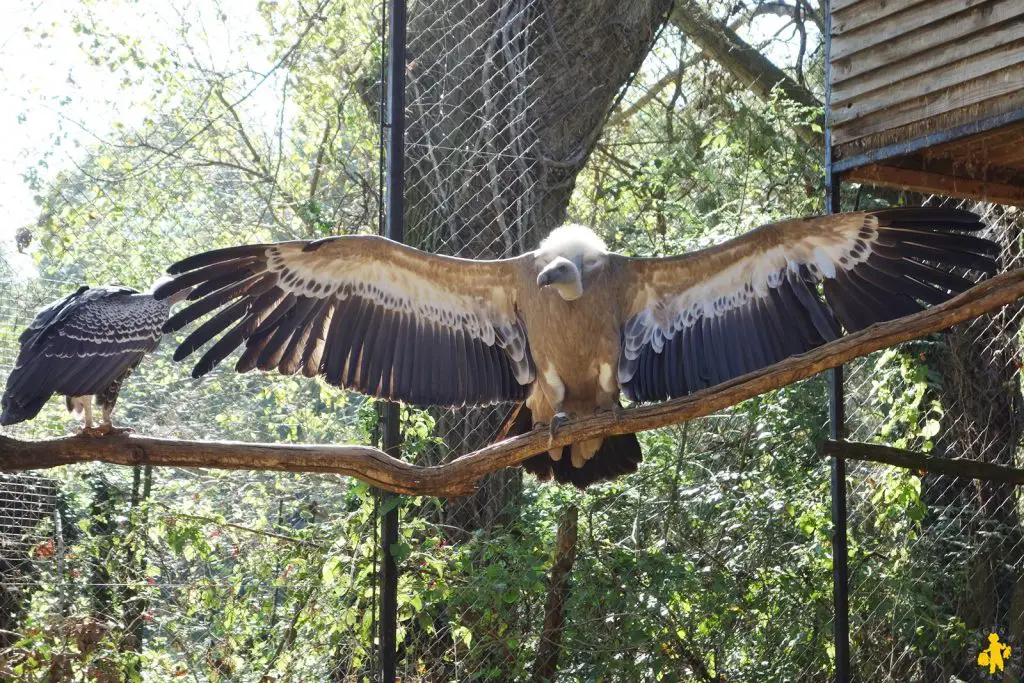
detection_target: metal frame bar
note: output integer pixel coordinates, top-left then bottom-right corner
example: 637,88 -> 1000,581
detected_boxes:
824,2 -> 851,681
379,0 -> 407,678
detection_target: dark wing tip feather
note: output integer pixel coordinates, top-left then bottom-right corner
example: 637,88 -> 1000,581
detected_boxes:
873,206 -> 985,232
153,279 -> 184,301
166,244 -> 270,275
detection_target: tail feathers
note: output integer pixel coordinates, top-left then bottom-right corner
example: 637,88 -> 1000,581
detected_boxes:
522,434 -> 643,489
499,403 -> 643,489
1,393 -> 52,426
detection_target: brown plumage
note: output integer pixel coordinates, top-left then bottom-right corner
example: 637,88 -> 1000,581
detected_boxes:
155,207 -> 999,488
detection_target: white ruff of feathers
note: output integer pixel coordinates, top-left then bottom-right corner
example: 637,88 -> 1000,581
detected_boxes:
538,224 -> 608,259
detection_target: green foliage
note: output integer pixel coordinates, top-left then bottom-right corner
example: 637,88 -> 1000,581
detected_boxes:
1,1 -> 1006,681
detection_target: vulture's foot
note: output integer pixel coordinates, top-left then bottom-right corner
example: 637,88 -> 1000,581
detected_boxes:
548,412 -> 569,439
81,424 -> 133,438
594,404 -> 624,420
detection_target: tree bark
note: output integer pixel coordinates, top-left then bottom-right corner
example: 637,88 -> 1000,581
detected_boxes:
403,0 -> 673,533
532,505 -> 579,682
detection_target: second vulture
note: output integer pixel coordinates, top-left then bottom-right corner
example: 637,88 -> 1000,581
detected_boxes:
155,207 -> 999,487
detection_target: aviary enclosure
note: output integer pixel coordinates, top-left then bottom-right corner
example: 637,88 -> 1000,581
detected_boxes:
1,0 -> 1023,680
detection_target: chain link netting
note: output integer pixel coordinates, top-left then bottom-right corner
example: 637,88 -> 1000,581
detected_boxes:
844,198 -> 1024,682
1,0 -> 1022,680
0,1 -> 384,677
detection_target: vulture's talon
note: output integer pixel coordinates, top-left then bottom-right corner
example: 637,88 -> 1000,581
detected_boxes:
549,412 -> 569,438
80,424 -> 132,437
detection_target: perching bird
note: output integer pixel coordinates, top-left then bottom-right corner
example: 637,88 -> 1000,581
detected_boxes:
1,280 -> 191,434
154,207 -> 998,487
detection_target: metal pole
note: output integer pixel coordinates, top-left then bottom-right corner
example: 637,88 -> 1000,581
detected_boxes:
379,0 -> 406,678
823,2 -> 850,678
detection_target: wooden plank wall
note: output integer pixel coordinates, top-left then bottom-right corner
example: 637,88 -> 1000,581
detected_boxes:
829,0 -> 1024,159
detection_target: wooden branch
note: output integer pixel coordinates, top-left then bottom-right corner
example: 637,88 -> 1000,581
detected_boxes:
608,60 -> 694,127
3,270 -> 1024,497
823,440 -> 1024,485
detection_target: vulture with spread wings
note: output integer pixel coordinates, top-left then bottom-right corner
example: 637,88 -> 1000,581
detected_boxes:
155,207 -> 998,487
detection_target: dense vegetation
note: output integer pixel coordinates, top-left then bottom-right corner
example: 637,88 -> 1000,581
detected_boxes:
0,0 -> 1020,681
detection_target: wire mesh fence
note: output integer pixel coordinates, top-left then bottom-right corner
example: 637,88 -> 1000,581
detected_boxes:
0,0 -> 385,678
843,198 -> 1024,682
1,0 -> 1022,681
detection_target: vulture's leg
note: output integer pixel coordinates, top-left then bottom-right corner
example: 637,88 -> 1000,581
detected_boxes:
93,375 -> 133,436
95,402 -> 132,436
78,396 -> 105,437
535,365 -> 569,442
596,363 -> 623,420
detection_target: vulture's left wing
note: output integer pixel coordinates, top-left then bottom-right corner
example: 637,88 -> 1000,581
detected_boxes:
155,236 -> 534,407
618,207 -> 998,402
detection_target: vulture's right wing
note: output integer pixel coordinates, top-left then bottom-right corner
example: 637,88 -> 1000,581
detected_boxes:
155,235 -> 535,407
618,207 -> 999,402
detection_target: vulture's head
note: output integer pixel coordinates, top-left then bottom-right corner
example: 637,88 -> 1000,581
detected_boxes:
535,224 -> 608,301
149,275 -> 194,305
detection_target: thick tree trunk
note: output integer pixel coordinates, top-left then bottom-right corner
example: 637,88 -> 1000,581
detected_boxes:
403,0 -> 672,532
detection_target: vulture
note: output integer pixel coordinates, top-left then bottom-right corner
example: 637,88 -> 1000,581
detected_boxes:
154,207 -> 998,487
1,280 -> 191,434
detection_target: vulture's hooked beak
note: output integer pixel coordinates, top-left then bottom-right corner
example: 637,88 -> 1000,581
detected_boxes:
537,255 -> 584,300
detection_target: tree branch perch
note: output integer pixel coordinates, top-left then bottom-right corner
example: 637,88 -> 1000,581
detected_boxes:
3,270 -> 1024,497
823,440 -> 1024,485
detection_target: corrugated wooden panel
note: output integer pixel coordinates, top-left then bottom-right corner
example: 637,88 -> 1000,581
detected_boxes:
834,89 -> 1024,160
843,164 -> 1024,206
830,0 -> 869,12
831,39 -> 1024,122
831,65 -> 1024,145
831,0 -> 930,35
830,0 -> 993,61
831,1 -> 1024,85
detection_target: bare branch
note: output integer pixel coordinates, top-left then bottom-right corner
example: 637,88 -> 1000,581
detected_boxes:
4,270 -> 1024,496
532,505 -> 578,682
823,440 -> 1024,485
608,58 -> 697,127
670,0 -> 823,146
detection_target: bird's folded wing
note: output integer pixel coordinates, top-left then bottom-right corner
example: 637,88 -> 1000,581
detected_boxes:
5,288 -> 162,402
618,207 -> 999,402
156,235 -> 535,407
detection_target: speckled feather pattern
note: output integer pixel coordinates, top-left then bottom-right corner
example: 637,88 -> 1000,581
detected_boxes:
1,287 -> 170,425
153,207 -> 999,487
